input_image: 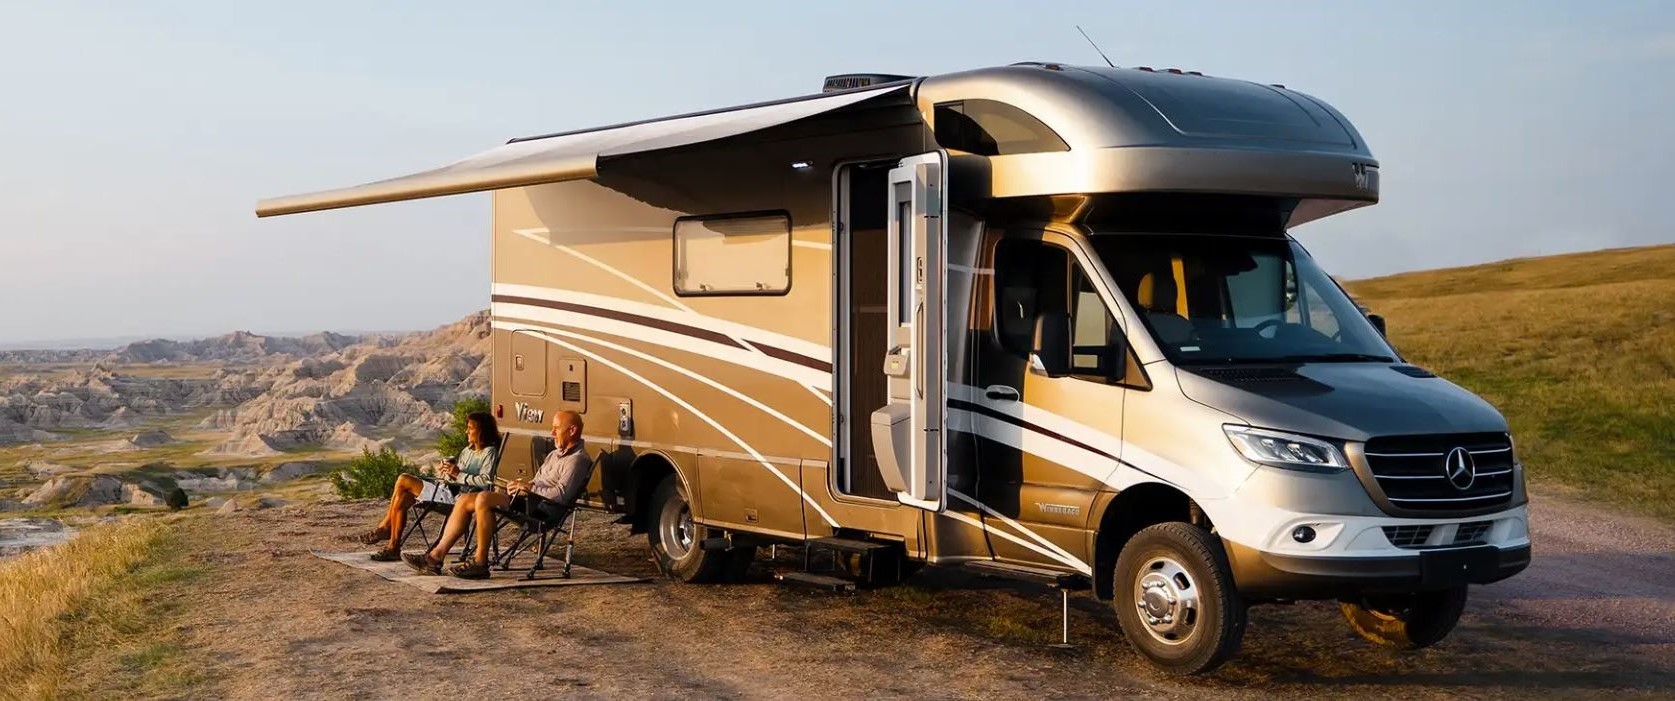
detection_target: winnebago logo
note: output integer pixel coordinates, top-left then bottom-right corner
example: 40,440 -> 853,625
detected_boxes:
514,402 -> 544,424
1352,162 -> 1374,191
1444,447 -> 1476,491
1036,503 -> 1081,516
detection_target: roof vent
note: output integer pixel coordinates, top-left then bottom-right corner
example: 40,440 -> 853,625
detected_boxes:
821,73 -> 913,93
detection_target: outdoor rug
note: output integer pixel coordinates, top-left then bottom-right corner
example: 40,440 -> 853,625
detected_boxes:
312,550 -> 648,594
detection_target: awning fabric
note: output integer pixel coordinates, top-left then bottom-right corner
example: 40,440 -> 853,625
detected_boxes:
256,84 -> 909,217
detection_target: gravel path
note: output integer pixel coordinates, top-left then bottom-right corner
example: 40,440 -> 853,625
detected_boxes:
169,491 -> 1674,700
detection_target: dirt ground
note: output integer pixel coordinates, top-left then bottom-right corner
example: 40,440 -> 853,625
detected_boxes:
168,492 -> 1675,700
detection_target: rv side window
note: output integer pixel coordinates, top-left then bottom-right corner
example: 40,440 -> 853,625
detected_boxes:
673,213 -> 792,296
934,100 -> 1070,156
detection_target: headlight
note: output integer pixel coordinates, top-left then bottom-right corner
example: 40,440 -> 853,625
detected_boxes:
1223,425 -> 1348,473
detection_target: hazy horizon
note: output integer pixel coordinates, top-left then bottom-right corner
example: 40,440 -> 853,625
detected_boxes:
2,1 -> 1671,342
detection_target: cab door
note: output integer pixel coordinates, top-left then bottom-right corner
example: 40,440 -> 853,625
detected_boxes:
969,231 -> 1135,572
870,152 -> 948,511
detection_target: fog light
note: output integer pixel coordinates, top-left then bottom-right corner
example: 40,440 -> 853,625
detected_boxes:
1291,525 -> 1317,543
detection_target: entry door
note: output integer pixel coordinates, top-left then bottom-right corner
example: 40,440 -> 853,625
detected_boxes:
873,152 -> 948,511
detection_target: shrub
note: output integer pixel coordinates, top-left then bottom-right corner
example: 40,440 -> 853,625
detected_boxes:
328,446 -> 414,500
435,396 -> 491,459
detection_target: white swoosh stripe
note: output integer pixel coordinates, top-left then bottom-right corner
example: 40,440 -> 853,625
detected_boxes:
939,509 -> 1090,574
544,246 -> 835,400
517,328 -> 839,527
493,304 -> 831,390
950,489 -> 1091,574
495,282 -> 831,363
948,408 -> 1119,487
948,382 -> 1212,495
501,322 -> 830,448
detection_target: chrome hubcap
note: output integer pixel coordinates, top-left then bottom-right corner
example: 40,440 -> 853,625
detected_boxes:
1134,556 -> 1201,645
659,490 -> 694,560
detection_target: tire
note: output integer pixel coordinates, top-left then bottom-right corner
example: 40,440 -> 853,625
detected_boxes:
1112,522 -> 1246,675
645,475 -> 729,583
1339,586 -> 1468,649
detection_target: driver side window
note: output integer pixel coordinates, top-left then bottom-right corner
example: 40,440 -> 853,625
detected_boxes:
992,237 -> 1141,386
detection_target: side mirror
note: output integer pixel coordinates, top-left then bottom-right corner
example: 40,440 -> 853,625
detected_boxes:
1104,327 -> 1130,385
1367,313 -> 1387,336
1031,311 -> 1071,377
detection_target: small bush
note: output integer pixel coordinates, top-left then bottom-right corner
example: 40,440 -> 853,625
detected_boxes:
328,447 -> 414,500
435,396 -> 491,458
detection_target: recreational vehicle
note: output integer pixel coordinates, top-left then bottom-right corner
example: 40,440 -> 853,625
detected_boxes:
258,63 -> 1531,674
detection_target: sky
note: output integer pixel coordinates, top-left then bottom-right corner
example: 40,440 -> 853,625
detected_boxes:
1,1 -> 1671,345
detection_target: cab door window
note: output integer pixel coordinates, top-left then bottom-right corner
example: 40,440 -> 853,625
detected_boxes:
993,237 -> 1139,386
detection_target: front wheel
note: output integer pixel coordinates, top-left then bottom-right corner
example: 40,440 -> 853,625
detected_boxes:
1112,522 -> 1246,675
1340,586 -> 1468,649
646,475 -> 733,583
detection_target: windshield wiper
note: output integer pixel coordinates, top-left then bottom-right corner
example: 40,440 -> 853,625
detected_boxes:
1266,353 -> 1395,364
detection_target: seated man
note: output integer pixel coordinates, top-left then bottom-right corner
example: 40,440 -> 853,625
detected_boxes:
405,410 -> 594,579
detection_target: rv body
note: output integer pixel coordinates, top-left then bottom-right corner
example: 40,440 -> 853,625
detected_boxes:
260,63 -> 1530,673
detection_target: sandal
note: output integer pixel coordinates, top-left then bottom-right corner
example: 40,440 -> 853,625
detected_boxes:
356,527 -> 390,545
403,552 -> 442,575
448,561 -> 491,580
368,548 -> 401,562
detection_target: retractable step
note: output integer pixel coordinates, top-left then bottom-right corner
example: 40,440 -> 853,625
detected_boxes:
808,536 -> 894,554
964,561 -> 1092,591
803,536 -> 908,586
775,571 -> 857,593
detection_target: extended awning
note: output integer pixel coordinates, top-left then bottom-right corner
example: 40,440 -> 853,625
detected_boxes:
256,83 -> 911,218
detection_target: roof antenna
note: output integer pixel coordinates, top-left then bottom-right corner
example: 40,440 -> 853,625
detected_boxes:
1076,25 -> 1117,68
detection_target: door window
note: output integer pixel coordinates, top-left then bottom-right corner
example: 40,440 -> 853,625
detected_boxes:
992,237 -> 1138,386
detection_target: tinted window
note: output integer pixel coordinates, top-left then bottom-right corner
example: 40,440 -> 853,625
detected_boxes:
935,100 -> 1069,156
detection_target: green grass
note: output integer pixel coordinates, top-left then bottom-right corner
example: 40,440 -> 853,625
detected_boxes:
1346,243 -> 1675,521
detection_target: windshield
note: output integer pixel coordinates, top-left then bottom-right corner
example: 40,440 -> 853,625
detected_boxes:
1089,233 -> 1397,365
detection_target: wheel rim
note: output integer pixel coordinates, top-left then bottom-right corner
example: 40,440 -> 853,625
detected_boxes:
1134,556 -> 1202,646
658,487 -> 695,561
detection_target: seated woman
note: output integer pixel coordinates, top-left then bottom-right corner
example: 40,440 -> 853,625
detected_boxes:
356,411 -> 500,561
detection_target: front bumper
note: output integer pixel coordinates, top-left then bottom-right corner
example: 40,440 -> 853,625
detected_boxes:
1225,541 -> 1531,598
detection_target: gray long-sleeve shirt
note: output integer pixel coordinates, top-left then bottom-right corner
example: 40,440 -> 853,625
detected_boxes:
531,440 -> 594,505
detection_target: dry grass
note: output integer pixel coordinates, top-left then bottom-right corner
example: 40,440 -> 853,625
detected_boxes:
0,518 -> 205,700
1346,243 -> 1675,520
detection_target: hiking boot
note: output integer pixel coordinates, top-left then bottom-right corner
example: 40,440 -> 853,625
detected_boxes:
403,552 -> 442,575
356,527 -> 390,545
369,548 -> 401,562
448,561 -> 491,580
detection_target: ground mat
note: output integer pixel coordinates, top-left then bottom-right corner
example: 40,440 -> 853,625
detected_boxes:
312,550 -> 648,594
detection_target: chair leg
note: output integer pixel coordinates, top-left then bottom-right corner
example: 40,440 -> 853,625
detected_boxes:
526,528 -> 553,581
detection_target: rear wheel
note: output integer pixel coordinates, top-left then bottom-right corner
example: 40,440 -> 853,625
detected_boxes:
1340,586 -> 1468,649
646,475 -> 732,583
1112,522 -> 1246,675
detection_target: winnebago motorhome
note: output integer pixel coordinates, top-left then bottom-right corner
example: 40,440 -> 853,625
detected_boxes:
258,63 -> 1531,674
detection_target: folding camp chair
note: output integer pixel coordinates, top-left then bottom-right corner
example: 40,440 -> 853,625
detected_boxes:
397,431 -> 508,556
488,496 -> 580,581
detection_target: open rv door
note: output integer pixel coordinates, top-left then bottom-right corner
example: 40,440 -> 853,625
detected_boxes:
870,152 -> 948,511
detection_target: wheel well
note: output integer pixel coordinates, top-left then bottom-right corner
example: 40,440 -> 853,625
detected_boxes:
628,452 -> 677,534
1092,483 -> 1210,600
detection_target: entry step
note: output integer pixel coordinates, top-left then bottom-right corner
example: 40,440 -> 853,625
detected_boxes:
808,536 -> 895,554
965,561 -> 1092,591
775,571 -> 857,592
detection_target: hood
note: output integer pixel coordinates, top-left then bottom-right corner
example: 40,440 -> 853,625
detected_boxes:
1174,363 -> 1508,441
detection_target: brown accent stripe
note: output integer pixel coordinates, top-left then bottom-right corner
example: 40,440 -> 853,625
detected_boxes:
492,294 -> 832,374
738,339 -> 833,374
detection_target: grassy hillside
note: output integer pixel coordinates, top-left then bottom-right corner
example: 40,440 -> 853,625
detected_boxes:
1345,244 -> 1675,520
